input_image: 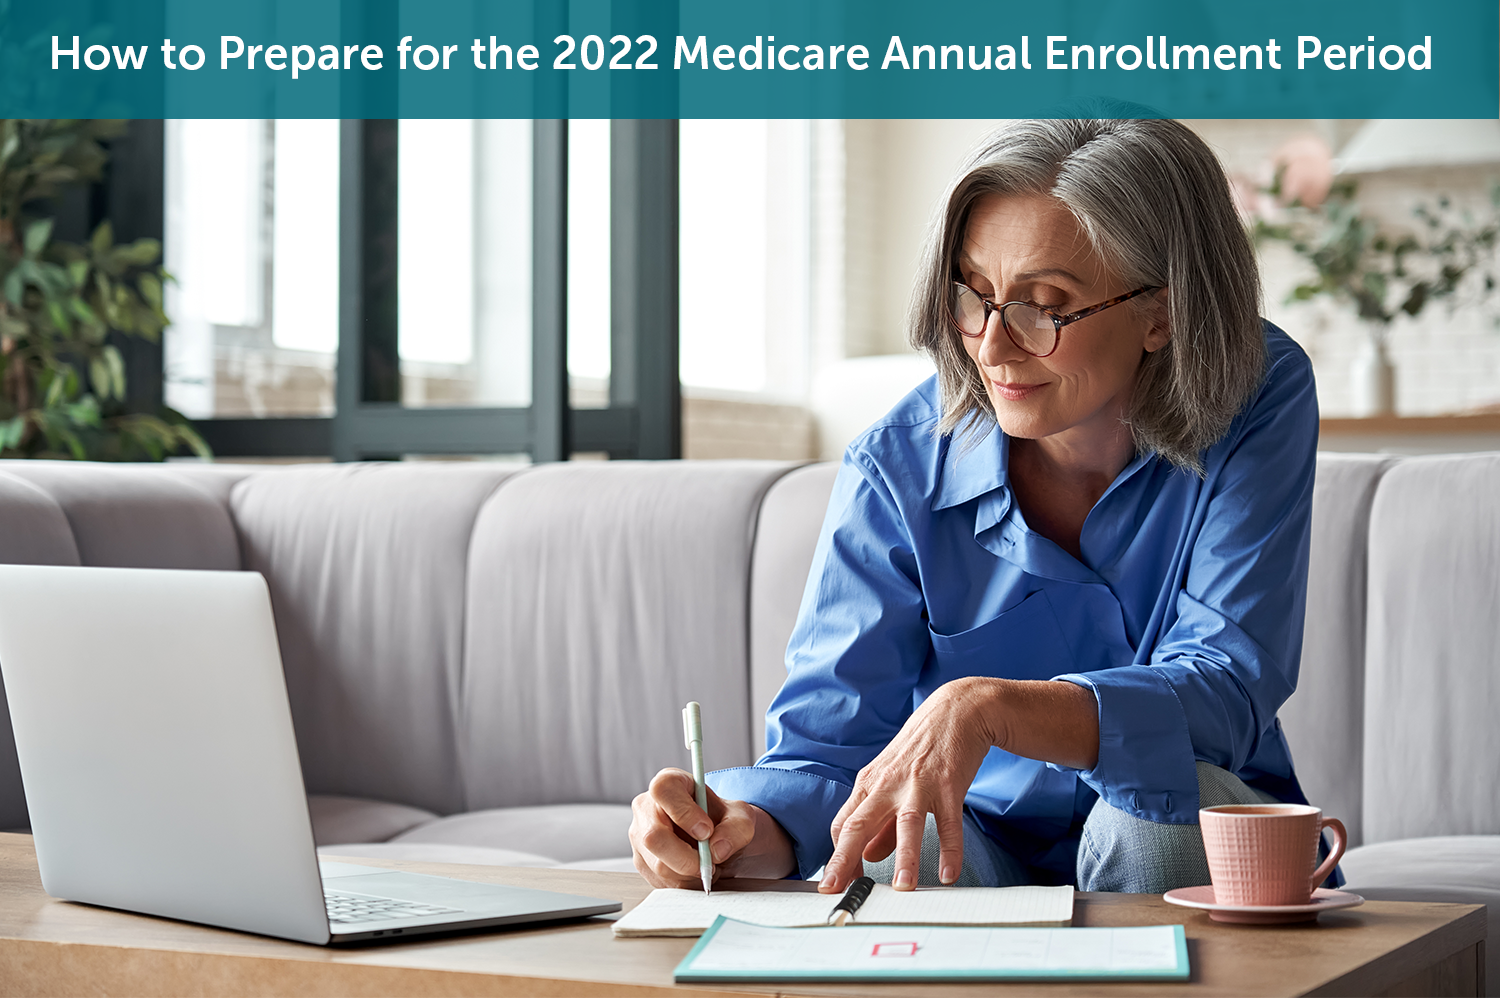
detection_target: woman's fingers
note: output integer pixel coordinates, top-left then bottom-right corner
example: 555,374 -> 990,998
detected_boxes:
860,815 -> 898,863
629,770 -> 786,888
630,791 -> 703,885
649,768 -> 712,841
629,768 -> 721,888
889,806 -> 928,889
828,784 -> 866,847
822,679 -> 1001,892
934,806 -> 966,886
822,805 -> 877,893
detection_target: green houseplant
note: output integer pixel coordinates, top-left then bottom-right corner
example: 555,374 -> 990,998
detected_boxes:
1253,176 -> 1499,327
1250,159 -> 1500,415
0,118 -> 208,460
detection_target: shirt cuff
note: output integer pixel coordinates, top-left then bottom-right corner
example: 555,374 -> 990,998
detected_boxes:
707,765 -> 853,880
1049,669 -> 1200,824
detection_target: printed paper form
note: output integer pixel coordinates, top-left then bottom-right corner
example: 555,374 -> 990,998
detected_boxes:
612,883 -> 1073,937
678,920 -> 1185,979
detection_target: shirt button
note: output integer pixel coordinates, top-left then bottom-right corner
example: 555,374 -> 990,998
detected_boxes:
1163,793 -> 1173,812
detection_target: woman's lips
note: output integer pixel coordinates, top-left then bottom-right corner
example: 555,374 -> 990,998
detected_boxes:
991,381 -> 1046,401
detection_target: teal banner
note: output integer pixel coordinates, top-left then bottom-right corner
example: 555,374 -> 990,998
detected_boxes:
3,0 -> 1495,118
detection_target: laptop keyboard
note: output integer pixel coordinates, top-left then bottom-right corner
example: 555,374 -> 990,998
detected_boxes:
324,888 -> 464,925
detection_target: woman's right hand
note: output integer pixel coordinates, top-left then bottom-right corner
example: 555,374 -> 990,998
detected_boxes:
629,768 -> 798,887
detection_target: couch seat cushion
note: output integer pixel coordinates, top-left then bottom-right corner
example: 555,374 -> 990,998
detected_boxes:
391,804 -> 634,864
1340,836 -> 1498,996
307,795 -> 439,846
556,856 -> 639,873
317,842 -> 561,867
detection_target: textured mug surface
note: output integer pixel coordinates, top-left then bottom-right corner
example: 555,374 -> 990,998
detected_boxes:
1199,804 -> 1347,906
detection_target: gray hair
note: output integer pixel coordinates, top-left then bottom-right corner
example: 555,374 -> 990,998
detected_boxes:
909,119 -> 1264,472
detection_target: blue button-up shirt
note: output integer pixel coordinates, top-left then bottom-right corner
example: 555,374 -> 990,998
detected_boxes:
711,323 -> 1318,882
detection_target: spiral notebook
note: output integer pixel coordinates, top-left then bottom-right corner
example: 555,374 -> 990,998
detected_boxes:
612,880 -> 1073,937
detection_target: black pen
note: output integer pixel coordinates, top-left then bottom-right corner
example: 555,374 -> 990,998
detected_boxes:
827,875 -> 875,926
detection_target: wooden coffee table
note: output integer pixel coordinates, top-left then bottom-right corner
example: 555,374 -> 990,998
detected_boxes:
0,833 -> 1484,996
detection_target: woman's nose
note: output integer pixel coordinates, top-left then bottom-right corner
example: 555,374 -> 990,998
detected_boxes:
976,315 -> 1026,369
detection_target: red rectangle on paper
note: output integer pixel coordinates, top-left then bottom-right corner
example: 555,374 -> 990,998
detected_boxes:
871,941 -> 919,957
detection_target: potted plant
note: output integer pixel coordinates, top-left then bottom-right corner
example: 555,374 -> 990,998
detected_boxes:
0,118 -> 208,460
1246,140 -> 1500,416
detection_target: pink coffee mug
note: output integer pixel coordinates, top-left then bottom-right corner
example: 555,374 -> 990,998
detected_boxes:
1199,804 -> 1346,906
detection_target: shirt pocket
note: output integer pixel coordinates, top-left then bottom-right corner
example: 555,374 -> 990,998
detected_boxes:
925,589 -> 1076,686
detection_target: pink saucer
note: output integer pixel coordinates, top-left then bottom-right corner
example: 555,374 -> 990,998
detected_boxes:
1162,886 -> 1365,924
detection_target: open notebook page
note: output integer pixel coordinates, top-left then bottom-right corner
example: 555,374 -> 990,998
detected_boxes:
856,884 -> 1073,926
613,884 -> 1073,937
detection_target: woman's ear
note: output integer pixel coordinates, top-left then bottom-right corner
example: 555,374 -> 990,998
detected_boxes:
1142,292 -> 1172,354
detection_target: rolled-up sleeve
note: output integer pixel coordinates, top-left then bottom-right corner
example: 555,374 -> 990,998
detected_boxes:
1053,348 -> 1318,822
709,447 -> 931,879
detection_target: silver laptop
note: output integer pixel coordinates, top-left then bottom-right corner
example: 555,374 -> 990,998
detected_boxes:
0,564 -> 620,944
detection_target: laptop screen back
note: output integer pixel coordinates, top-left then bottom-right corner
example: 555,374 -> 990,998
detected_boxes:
0,565 -> 330,944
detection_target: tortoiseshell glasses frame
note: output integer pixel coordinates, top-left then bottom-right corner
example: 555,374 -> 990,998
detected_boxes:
949,282 -> 1163,358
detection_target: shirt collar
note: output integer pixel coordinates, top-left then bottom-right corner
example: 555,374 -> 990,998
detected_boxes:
934,417 -> 1160,512
932,419 -> 1163,582
932,418 -> 1008,511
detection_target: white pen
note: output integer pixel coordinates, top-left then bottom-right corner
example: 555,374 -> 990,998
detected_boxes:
682,701 -> 713,895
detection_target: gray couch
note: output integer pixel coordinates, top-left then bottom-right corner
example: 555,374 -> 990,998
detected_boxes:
0,454 -> 1493,988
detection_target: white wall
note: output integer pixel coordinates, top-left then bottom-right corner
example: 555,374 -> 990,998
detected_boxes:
837,119 -> 1500,417
842,120 -> 1003,358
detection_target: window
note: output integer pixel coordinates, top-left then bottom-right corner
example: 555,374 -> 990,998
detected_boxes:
164,119 -> 340,421
161,120 -> 680,461
567,119 -> 611,409
679,119 -> 813,400
397,119 -> 532,409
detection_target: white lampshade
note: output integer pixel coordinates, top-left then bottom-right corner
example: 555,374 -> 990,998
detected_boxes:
1335,120 -> 1500,174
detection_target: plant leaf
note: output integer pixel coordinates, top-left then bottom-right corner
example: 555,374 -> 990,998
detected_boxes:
69,297 -> 99,326
23,218 -> 54,256
46,300 -> 70,334
115,238 -> 161,268
104,344 -> 126,399
89,356 -> 111,399
0,416 -> 23,451
137,272 -> 162,309
89,220 -> 114,256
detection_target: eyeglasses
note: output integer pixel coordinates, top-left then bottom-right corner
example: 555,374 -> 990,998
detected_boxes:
948,282 -> 1163,358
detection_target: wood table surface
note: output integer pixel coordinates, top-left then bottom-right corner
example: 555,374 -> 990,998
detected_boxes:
0,833 -> 1484,997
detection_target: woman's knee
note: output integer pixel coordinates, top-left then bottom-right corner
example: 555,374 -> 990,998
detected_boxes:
862,812 -> 1030,888
1076,763 -> 1273,893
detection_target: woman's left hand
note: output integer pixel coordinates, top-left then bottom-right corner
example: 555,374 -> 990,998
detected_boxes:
820,676 -> 1100,895
821,677 -> 1000,894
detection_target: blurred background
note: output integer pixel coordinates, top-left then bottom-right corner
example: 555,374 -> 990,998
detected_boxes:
157,118 -> 1500,462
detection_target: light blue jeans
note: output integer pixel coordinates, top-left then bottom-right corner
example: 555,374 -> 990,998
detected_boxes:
862,762 -> 1277,891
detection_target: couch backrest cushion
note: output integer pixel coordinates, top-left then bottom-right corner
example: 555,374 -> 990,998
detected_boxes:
232,463 -> 518,815
460,461 -> 797,810
0,470 -> 83,567
1279,452 -> 1393,847
0,470 -> 85,829
0,462 -> 243,831
1363,453 -> 1500,843
0,463 -> 241,570
747,462 -> 839,759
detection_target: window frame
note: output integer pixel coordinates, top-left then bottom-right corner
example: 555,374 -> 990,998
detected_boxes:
149,118 -> 681,462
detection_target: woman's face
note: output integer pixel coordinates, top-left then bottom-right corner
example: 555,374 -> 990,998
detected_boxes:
957,193 -> 1169,449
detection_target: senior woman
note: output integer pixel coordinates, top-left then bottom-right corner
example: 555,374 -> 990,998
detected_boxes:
630,117 -> 1318,895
